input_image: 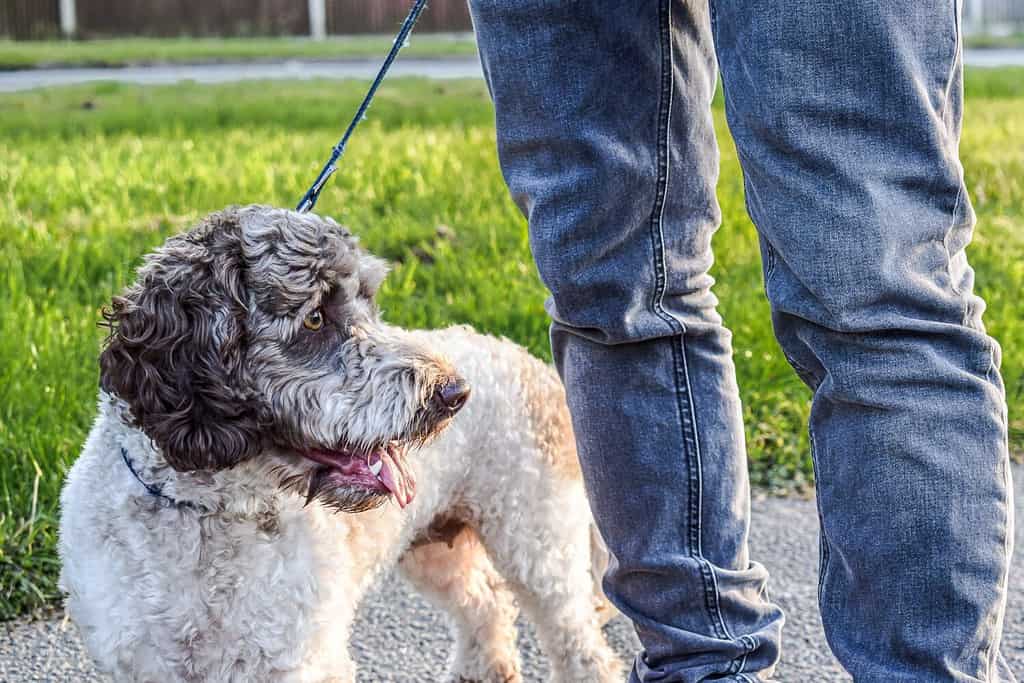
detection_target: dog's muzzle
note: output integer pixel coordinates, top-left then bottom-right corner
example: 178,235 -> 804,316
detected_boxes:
300,376 -> 470,511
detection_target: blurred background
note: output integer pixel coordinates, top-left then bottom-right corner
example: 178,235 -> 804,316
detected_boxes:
963,0 -> 1024,46
0,0 -> 1021,42
0,0 -> 474,39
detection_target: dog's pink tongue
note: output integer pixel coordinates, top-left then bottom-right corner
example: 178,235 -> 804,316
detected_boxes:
376,451 -> 412,509
378,461 -> 402,507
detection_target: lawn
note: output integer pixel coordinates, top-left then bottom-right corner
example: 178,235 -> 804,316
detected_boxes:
0,34 -> 477,70
966,32 -> 1024,49
1,70 -> 1022,620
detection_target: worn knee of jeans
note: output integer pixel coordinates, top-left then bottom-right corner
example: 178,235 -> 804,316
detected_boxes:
760,214 -> 1001,397
535,224 -> 727,349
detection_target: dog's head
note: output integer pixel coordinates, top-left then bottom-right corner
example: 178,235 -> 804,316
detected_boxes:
100,205 -> 467,512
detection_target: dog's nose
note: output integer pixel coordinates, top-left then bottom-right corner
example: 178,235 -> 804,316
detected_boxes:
434,378 -> 470,414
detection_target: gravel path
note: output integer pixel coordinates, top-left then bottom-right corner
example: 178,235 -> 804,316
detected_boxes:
1,49 -> 1023,93
2,465 -> 1020,681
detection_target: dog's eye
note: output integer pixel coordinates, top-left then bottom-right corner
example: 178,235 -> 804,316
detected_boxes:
303,308 -> 324,331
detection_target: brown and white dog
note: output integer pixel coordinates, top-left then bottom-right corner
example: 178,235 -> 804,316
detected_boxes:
58,205 -> 621,682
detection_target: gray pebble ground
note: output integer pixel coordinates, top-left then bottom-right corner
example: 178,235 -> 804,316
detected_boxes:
2,465 -> 1020,682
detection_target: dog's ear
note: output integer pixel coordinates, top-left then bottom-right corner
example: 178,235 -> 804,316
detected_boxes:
99,212 -> 262,471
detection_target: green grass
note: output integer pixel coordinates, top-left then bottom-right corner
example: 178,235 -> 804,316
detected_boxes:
964,66 -> 1024,99
966,32 -> 1024,49
1,70 -> 1022,620
0,34 -> 477,70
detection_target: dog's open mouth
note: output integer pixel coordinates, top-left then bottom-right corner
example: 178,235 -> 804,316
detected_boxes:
303,441 -> 415,508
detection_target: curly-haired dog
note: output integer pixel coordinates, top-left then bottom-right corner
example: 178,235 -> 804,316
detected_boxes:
58,205 -> 621,683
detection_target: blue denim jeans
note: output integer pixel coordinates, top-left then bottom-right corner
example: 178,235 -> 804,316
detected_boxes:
468,1 -> 1016,681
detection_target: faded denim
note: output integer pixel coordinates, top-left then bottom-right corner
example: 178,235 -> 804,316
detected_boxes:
468,0 -> 1016,681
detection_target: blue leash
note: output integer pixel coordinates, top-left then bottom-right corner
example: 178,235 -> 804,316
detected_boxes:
296,0 -> 430,213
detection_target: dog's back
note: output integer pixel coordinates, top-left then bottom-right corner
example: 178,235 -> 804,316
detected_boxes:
408,326 -> 618,619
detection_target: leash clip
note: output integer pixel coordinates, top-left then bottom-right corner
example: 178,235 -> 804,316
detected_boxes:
296,0 -> 429,213
296,162 -> 338,214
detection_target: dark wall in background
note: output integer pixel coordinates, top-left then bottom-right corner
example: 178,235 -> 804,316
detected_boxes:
1,0 -> 60,39
77,0 -> 309,38
327,0 -> 472,34
0,0 -> 474,39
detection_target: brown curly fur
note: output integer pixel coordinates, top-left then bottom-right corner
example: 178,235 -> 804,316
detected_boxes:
99,212 -> 264,472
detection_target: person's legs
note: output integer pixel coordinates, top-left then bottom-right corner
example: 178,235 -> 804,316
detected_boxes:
469,1 -> 783,680
711,1 -> 1016,679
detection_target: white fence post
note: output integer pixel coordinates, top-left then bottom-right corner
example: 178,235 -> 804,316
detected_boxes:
964,0 -> 984,33
58,0 -> 77,37
308,0 -> 327,40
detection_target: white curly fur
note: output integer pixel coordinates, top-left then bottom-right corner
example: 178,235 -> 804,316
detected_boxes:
61,302 -> 621,680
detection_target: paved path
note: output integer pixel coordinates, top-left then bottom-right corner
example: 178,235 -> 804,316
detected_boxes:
0,58 -> 483,93
1,49 -> 1022,93
966,48 -> 1024,67
2,465 -> 1020,681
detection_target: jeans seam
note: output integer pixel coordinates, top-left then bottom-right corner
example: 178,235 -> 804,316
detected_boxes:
698,552 -> 730,641
764,241 -> 777,279
732,635 -> 754,675
648,0 -> 683,338
984,440 -> 1013,681
985,340 -> 998,388
941,0 -> 961,128
709,0 -> 719,48
999,464 -> 1013,681
650,0 -> 743,656
749,183 -> 778,301
648,0 -> 716,635
945,186 -> 965,298
808,427 -> 831,616
942,0 -> 971,332
944,165 -> 966,303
